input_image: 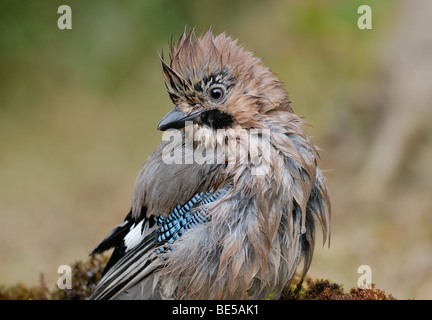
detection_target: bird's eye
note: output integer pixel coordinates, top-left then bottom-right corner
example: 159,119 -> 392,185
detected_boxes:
209,86 -> 226,102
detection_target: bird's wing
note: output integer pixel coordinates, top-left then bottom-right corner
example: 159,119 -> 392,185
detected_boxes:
89,189 -> 223,300
89,210 -> 159,276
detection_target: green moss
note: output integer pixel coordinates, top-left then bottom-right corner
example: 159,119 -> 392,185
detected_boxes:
281,278 -> 396,300
0,256 -> 396,300
0,255 -> 108,300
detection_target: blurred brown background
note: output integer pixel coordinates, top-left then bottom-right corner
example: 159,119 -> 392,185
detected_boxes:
1,0 -> 431,299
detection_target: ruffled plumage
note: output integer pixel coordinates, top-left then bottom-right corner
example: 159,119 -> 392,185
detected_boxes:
89,28 -> 330,300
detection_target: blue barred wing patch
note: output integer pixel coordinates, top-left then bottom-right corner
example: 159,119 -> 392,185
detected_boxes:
89,189 -> 223,299
155,190 -> 222,254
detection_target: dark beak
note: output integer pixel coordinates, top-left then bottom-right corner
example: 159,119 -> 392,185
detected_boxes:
157,106 -> 201,131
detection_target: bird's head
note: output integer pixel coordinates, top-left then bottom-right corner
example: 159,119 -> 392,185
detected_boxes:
157,28 -> 293,132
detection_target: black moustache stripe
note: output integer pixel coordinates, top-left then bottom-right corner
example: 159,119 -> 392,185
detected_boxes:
200,109 -> 234,130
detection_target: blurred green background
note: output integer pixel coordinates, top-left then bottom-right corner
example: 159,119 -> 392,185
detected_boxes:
1,0 -> 431,299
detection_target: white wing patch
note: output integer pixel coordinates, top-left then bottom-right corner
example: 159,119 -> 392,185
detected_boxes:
124,220 -> 145,251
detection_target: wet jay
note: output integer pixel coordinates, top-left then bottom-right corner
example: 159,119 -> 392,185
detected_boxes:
89,29 -> 331,300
